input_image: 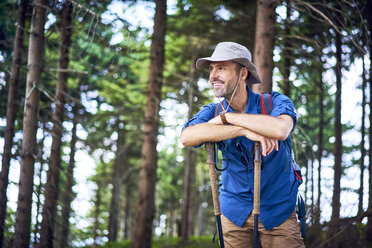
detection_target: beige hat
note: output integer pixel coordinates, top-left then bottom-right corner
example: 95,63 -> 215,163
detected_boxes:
196,42 -> 262,84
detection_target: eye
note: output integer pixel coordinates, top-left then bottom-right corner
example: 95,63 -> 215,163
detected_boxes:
208,65 -> 225,73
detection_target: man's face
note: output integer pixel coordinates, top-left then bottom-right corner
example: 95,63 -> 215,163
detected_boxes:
208,61 -> 241,99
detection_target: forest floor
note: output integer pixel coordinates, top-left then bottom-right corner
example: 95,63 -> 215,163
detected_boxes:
96,236 -> 220,248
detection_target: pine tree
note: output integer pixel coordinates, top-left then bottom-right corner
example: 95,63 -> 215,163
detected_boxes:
38,1 -> 73,246
130,0 -> 167,247
13,0 -> 48,246
0,0 -> 28,246
251,0 -> 278,93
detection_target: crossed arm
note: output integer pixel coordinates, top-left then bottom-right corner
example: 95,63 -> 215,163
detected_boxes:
180,112 -> 294,156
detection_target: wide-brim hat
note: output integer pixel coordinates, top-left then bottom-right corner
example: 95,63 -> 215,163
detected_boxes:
196,42 -> 262,84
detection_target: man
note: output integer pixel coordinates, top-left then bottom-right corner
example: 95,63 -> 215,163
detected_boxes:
181,42 -> 304,248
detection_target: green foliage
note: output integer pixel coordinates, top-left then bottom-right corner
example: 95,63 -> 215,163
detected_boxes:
83,159 -> 113,240
0,0 -> 18,53
165,0 -> 259,114
2,207 -> 15,247
0,0 -> 29,127
157,147 -> 183,212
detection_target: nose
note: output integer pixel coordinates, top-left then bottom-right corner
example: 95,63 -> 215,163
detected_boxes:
209,67 -> 218,80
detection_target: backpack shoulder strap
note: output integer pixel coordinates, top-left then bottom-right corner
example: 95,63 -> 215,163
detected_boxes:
261,93 -> 306,238
214,101 -> 225,117
260,93 -> 272,115
261,93 -> 303,183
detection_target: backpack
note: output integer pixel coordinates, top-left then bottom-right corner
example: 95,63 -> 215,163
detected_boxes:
214,93 -> 306,238
260,93 -> 306,238
259,94 -> 303,184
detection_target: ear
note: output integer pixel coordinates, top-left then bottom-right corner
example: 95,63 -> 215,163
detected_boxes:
241,67 -> 249,81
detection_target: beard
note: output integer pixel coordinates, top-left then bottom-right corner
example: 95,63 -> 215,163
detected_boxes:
212,76 -> 239,99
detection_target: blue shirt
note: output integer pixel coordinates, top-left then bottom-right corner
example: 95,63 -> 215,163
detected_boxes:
183,86 -> 299,230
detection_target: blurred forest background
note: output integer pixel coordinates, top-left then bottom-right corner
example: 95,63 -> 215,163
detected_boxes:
1,0 -> 372,247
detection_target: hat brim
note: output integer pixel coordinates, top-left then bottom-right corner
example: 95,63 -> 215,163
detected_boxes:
196,57 -> 262,84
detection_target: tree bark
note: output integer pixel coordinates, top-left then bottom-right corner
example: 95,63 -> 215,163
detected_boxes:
180,56 -> 197,242
130,0 -> 167,247
38,1 -> 72,247
358,56 -> 366,216
304,151 -> 309,204
122,177 -> 132,240
310,155 -> 314,221
315,59 -> 324,226
251,0 -> 277,93
58,98 -> 79,248
180,147 -> 196,241
12,0 -> 47,247
282,0 -> 291,97
366,27 -> 372,242
197,165 -> 206,236
0,0 -> 28,246
108,120 -> 125,242
328,31 -> 342,240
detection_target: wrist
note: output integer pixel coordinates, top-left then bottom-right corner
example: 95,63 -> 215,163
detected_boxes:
220,112 -> 229,125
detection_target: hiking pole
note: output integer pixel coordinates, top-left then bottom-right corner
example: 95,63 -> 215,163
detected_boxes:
253,141 -> 262,248
205,142 -> 224,248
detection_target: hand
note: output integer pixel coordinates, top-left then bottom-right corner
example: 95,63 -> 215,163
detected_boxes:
242,130 -> 278,156
258,136 -> 279,156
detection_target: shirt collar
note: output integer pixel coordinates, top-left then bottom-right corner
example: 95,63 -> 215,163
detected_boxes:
222,86 -> 256,114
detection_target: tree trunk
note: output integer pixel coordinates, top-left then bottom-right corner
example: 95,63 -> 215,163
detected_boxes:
251,0 -> 277,93
130,0 -> 167,247
58,98 -> 79,248
282,0 -> 291,97
304,152 -> 309,204
38,1 -> 72,247
180,56 -> 197,242
0,0 -> 28,246
366,29 -> 372,243
170,200 -> 177,237
315,59 -> 324,226
12,0 -> 47,247
109,120 -> 125,242
122,178 -> 132,240
358,56 -> 366,217
310,155 -> 314,221
180,147 -> 196,241
328,31 -> 342,239
197,165 -> 206,236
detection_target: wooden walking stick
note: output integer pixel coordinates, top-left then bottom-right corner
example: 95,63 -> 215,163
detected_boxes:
253,142 -> 262,248
205,142 -> 224,248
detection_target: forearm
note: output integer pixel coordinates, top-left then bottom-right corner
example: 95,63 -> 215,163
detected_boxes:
224,113 -> 293,140
181,122 -> 279,156
181,123 -> 247,147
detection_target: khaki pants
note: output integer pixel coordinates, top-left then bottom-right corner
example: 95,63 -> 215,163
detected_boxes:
221,211 -> 305,248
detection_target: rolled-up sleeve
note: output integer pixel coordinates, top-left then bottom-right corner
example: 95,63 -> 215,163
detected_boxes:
182,103 -> 216,130
182,103 -> 217,148
270,92 -> 297,129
